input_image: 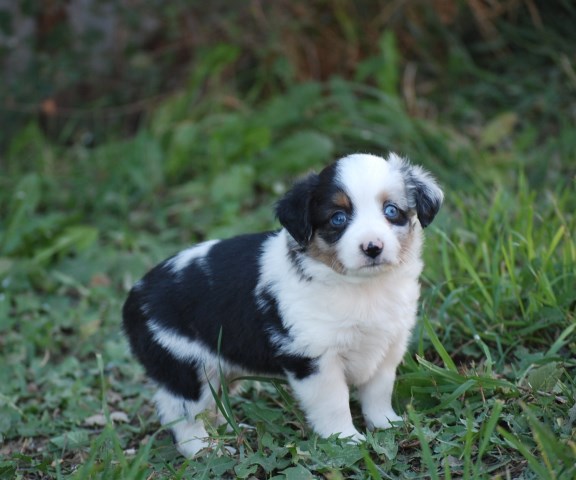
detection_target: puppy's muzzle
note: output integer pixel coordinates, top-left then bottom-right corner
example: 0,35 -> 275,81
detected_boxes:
361,240 -> 384,259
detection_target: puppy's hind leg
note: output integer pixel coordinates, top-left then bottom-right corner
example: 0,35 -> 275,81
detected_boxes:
210,377 -> 243,431
155,384 -> 217,458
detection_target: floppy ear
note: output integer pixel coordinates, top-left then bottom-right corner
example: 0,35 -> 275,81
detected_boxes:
396,159 -> 444,228
412,173 -> 444,227
275,173 -> 320,247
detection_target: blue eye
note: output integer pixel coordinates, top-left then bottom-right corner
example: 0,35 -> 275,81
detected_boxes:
384,204 -> 399,219
330,211 -> 348,227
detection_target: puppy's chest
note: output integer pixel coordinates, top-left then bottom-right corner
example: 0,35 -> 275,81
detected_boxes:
281,281 -> 418,357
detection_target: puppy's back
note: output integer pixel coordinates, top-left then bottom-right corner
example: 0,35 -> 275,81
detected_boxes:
121,232 -> 303,382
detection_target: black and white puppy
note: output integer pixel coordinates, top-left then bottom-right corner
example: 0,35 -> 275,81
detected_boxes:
123,153 -> 443,457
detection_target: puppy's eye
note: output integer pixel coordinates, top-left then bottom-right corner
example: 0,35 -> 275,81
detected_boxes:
330,211 -> 348,227
383,204 -> 399,219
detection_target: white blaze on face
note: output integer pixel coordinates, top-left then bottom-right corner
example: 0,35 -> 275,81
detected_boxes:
334,154 -> 412,272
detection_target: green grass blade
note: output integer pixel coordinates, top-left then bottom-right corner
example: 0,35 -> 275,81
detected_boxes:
546,322 -> 576,357
542,225 -> 566,267
477,400 -> 504,460
407,405 -> 439,480
362,448 -> 383,480
473,335 -> 494,377
462,413 -> 474,480
498,427 -> 550,478
423,314 -> 458,372
205,328 -> 241,436
416,356 -> 464,383
422,379 -> 477,414
443,456 -> 453,480
452,243 -> 494,313
522,404 -> 575,473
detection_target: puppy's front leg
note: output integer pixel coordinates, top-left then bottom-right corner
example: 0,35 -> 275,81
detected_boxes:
288,354 -> 364,441
358,361 -> 403,430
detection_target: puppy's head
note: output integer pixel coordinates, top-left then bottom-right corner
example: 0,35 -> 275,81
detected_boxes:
276,153 -> 443,275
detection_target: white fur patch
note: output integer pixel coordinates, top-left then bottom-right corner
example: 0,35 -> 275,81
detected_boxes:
333,153 -> 416,272
167,239 -> 219,274
337,153 -> 409,208
147,319 -> 237,379
257,229 -> 422,385
147,320 -> 201,362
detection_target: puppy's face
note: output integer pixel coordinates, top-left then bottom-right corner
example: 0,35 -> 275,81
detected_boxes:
276,153 -> 443,276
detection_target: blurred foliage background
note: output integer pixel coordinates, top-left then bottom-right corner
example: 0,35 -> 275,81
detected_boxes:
2,0 -> 574,242
2,0 -> 575,150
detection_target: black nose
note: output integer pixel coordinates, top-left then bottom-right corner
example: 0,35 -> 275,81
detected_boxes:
362,241 -> 383,259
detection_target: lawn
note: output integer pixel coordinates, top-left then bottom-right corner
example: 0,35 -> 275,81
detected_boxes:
1,4 -> 575,479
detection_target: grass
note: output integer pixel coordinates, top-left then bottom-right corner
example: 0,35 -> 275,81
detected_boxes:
1,20 -> 576,480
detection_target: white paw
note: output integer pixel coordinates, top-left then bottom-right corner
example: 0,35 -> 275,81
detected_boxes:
365,411 -> 403,430
212,412 -> 233,432
346,431 -> 366,443
177,435 -> 239,458
332,428 -> 365,444
221,445 -> 238,456
176,437 -> 211,458
172,420 -> 211,458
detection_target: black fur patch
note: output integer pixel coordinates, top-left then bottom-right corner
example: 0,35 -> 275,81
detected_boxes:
286,247 -> 313,282
275,174 -> 320,247
122,287 -> 203,401
122,232 -> 319,400
412,178 -> 442,227
399,163 -> 443,228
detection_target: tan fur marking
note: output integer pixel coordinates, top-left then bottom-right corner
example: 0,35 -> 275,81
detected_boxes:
307,237 -> 346,274
332,191 -> 352,211
398,217 -> 418,264
377,192 -> 391,206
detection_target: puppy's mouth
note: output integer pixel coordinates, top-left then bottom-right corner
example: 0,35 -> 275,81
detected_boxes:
355,258 -> 394,273
364,254 -> 394,266
361,264 -> 387,273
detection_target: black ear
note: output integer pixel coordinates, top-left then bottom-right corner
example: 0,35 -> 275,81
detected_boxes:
394,157 -> 444,228
275,173 -> 320,246
412,175 -> 444,227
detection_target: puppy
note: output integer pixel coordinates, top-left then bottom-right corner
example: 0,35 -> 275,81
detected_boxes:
122,153 -> 443,457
